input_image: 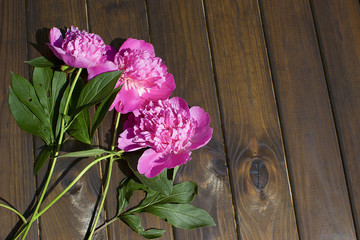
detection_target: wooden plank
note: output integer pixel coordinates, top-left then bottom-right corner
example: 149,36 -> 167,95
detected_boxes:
146,0 -> 238,239
37,143 -> 105,240
86,1 -> 174,239
203,0 -> 299,239
259,0 -> 357,238
0,0 -> 38,239
24,1 -> 105,239
310,0 -> 360,235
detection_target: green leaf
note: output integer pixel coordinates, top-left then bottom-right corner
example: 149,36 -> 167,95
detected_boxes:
133,169 -> 173,196
11,72 -> 49,125
129,182 -> 197,214
10,72 -> 53,142
118,178 -> 147,215
58,149 -> 111,158
8,87 -> 51,144
67,108 -> 91,144
55,83 -> 70,137
25,56 -> 55,67
120,214 -> 165,239
75,71 -> 122,114
90,87 -> 121,140
158,181 -> 197,204
66,77 -> 91,144
33,67 -> 53,115
51,71 -> 67,137
143,203 -> 216,229
127,157 -> 173,195
34,145 -> 53,175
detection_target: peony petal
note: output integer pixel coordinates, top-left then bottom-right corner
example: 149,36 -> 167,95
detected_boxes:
60,54 -> 95,69
168,97 -> 190,117
47,26 -> 109,69
190,106 -> 210,128
88,61 -> 118,80
187,106 -> 212,150
113,88 -> 140,114
49,27 -> 63,47
142,73 -> 176,101
46,43 -> 65,61
187,125 -> 213,150
117,129 -> 145,152
120,38 -> 155,57
164,151 -> 192,169
137,149 -> 167,178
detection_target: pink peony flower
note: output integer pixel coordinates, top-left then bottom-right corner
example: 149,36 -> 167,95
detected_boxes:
88,38 -> 176,114
118,97 -> 213,178
47,26 -> 115,68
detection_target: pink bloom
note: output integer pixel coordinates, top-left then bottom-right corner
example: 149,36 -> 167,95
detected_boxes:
118,97 -> 213,178
88,38 -> 176,114
47,26 -> 115,68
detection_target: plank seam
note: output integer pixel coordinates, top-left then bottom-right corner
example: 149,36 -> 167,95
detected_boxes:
85,0 -> 89,32
24,0 -> 41,238
256,0 -> 302,239
145,1 -> 175,239
144,0 -> 152,43
201,0 -> 240,239
308,0 -> 359,238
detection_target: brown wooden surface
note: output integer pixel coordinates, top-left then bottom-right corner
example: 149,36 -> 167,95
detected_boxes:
0,0 -> 37,239
310,0 -> 360,235
204,0 -> 298,239
25,0 -> 104,239
147,1 -> 238,239
260,0 -> 357,239
1,0 -> 359,239
87,1 -> 174,239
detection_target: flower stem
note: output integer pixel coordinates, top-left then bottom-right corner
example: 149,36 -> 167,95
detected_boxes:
87,158 -> 114,240
13,224 -> 28,240
94,216 -> 118,234
0,203 -> 27,224
87,112 -> 121,239
35,154 -> 113,219
111,112 -> 121,151
20,68 -> 83,240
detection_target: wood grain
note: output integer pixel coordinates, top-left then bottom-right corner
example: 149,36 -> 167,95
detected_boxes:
146,0 -> 238,239
2,0 -> 360,239
25,0 -> 105,238
204,0 -> 299,239
260,0 -> 357,238
310,0 -> 360,235
39,142 -> 105,240
0,0 -> 37,239
86,0 -> 174,239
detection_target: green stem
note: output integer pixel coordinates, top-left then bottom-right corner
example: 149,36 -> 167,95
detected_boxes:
87,158 -> 114,240
111,112 -> 121,151
20,68 -> 83,240
13,224 -> 28,240
35,154 -> 113,219
62,68 -> 83,118
94,216 -> 118,234
0,203 -> 27,224
93,189 -> 158,235
87,112 -> 121,239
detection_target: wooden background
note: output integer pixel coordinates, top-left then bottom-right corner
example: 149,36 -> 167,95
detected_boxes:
1,0 -> 359,239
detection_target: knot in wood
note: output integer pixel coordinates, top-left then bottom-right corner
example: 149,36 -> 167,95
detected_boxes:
61,171 -> 83,195
249,158 -> 268,190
